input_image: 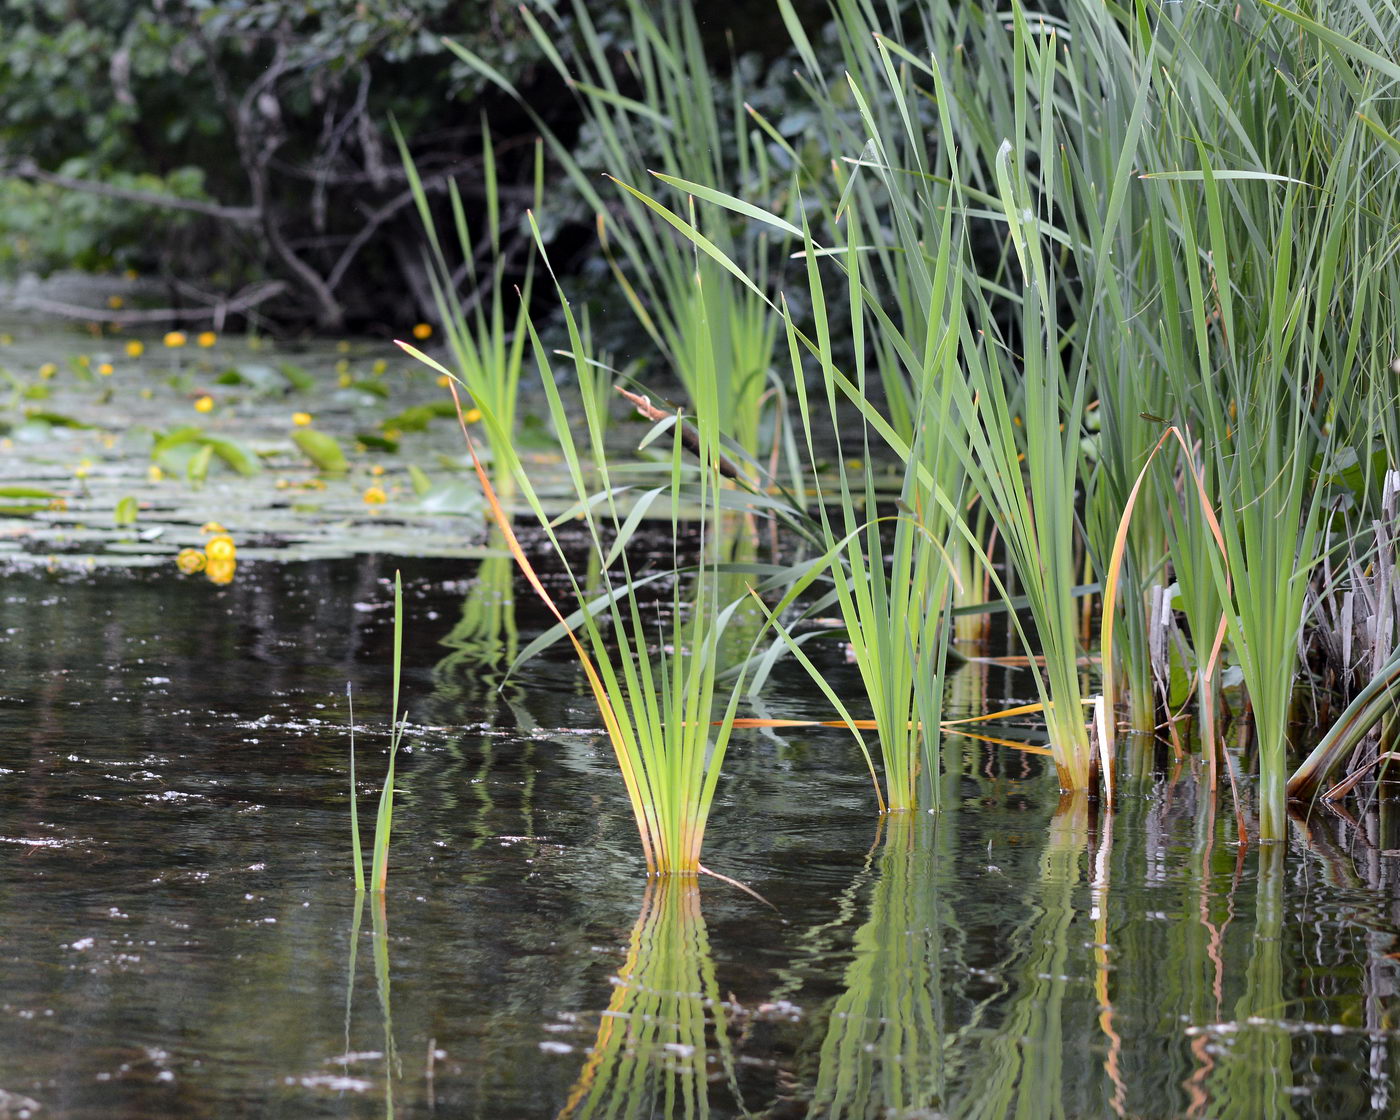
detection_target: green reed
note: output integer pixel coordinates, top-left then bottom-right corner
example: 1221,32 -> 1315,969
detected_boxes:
395,123 -> 537,505
411,0 -> 1400,833
447,0 -> 792,478
349,570 -> 406,894
1134,0 -> 1400,836
404,223 -> 756,874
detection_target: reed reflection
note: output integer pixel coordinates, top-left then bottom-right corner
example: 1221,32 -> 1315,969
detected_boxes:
559,879 -> 740,1119
805,812 -> 948,1119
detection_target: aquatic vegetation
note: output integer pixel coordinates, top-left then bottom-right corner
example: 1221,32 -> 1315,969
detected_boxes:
762,210 -> 961,812
396,122 -> 537,507
402,237 -> 759,874
447,0 -> 797,485
349,571 -> 408,895
175,547 -> 205,574
204,533 -> 235,563
291,426 -> 349,473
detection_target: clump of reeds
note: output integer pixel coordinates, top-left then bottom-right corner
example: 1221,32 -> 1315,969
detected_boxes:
403,222 -> 762,874
408,0 -> 1400,842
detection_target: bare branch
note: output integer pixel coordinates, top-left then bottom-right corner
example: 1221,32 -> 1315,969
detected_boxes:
7,159 -> 260,226
14,281 -> 290,325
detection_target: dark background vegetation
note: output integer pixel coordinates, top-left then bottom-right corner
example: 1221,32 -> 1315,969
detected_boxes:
0,0 -> 830,336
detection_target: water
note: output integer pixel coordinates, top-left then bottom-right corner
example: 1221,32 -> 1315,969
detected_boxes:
3,557 -> 1400,1118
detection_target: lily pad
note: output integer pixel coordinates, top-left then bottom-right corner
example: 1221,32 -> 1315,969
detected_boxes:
292,428 -> 350,473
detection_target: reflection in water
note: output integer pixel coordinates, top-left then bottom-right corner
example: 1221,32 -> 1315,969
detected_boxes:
1206,844 -> 1295,1120
6,559 -> 1400,1116
344,891 -> 401,1118
559,880 -> 739,1119
435,533 -> 518,686
806,814 -> 947,1119
951,795 -> 1089,1120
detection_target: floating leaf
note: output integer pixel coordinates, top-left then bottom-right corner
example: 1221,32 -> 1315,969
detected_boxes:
206,437 -> 261,477
355,432 -> 400,453
23,410 -> 94,429
384,401 -> 457,432
152,426 -> 206,458
187,443 -> 215,486
0,484 -> 58,516
279,362 -> 315,391
114,496 -> 139,527
292,428 -> 349,473
414,480 -> 484,515
408,464 -> 432,496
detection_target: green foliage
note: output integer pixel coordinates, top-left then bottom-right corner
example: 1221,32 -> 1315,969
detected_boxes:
291,428 -> 349,474
0,0 -> 645,325
152,425 -> 261,480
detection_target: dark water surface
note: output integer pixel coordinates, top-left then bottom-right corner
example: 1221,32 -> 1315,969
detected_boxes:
3,557 -> 1399,1118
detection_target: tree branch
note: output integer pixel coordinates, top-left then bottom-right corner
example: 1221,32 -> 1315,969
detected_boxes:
7,159 -> 260,226
14,280 -> 289,325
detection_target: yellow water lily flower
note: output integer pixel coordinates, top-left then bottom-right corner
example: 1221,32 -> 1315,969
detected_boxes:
108,295 -> 124,310
164,331 -> 187,348
370,464 -> 385,477
76,355 -> 90,368
176,548 -> 207,574
464,408 -> 482,423
200,521 -> 226,535
124,340 -> 144,358
412,322 -> 433,340
292,411 -> 312,427
338,371 -> 352,387
196,331 -> 217,348
148,464 -> 164,482
98,362 -> 114,376
436,374 -> 452,388
204,533 -> 236,562
205,557 -> 236,585
372,359 -> 387,375
38,362 -> 57,379
363,485 -> 388,505
194,395 -> 214,413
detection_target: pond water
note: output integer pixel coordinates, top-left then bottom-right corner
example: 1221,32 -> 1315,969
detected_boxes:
3,555 -> 1400,1118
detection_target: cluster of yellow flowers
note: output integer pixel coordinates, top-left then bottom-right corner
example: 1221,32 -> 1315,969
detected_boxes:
175,523 -> 237,584
163,331 -> 219,349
